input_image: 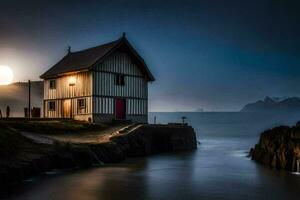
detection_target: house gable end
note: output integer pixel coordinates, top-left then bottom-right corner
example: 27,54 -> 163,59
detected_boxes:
93,51 -> 143,77
90,38 -> 155,81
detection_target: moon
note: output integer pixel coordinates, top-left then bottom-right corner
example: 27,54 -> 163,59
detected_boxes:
0,65 -> 14,85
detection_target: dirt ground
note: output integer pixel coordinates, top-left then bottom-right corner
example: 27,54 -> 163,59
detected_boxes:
42,123 -> 136,144
0,119 -> 140,144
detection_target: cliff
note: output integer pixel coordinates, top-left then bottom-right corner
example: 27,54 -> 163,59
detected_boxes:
250,122 -> 300,172
0,121 -> 197,194
240,96 -> 300,112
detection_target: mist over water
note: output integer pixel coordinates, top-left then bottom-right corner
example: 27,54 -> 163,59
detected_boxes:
6,112 -> 300,200
0,82 -> 43,117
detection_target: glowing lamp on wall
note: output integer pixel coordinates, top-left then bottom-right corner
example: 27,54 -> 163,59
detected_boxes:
69,76 -> 76,86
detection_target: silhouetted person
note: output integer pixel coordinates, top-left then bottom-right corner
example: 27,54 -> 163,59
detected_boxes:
6,106 -> 10,118
0,109 -> 2,119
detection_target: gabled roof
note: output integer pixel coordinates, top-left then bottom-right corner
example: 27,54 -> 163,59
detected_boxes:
40,36 -> 155,81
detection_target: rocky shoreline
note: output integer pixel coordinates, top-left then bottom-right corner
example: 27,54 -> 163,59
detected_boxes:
0,122 -> 197,194
250,122 -> 300,172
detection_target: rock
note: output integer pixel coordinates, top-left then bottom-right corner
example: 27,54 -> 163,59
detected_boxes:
250,123 -> 300,172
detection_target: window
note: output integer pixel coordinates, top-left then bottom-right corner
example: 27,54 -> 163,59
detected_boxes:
78,98 -> 86,109
115,74 -> 125,86
49,80 -> 56,89
49,101 -> 56,111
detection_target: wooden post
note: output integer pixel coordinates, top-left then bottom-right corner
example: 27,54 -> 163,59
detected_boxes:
28,80 -> 31,118
43,100 -> 45,118
70,85 -> 73,118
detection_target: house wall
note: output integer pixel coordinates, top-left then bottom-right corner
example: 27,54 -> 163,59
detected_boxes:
44,97 -> 93,120
43,51 -> 149,123
92,51 -> 148,123
44,72 -> 92,99
44,72 -> 93,119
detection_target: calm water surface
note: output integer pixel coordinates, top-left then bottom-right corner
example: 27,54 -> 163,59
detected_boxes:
6,112 -> 300,200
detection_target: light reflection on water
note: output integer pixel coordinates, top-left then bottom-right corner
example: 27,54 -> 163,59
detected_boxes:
6,112 -> 300,200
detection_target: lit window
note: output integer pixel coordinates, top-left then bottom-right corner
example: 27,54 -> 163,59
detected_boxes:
49,101 -> 56,111
115,74 -> 125,86
78,98 -> 86,109
50,80 -> 56,89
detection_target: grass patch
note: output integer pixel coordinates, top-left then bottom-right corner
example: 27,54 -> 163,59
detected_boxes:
1,120 -> 108,135
0,121 -> 50,161
0,126 -> 21,155
0,123 -> 28,157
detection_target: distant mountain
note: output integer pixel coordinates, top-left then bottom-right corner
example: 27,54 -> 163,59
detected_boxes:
240,96 -> 300,112
0,81 -> 43,117
194,108 -> 204,112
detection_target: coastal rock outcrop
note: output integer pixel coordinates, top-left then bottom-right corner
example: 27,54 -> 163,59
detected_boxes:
0,123 -> 197,194
250,122 -> 300,172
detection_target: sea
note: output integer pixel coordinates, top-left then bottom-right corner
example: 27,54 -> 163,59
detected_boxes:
5,112 -> 300,200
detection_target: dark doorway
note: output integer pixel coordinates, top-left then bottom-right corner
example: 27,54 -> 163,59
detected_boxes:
115,98 -> 126,120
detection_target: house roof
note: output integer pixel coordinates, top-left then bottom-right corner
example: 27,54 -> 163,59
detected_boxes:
40,36 -> 155,81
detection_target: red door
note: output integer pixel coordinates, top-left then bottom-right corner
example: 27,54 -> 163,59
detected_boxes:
115,98 -> 126,120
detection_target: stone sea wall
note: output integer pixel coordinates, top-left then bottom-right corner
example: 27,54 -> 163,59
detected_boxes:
109,124 -> 197,156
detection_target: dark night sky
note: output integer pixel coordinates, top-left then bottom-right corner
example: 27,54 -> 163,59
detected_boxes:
1,0 -> 300,111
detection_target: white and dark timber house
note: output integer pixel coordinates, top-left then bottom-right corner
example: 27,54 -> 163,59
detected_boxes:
40,35 -> 155,123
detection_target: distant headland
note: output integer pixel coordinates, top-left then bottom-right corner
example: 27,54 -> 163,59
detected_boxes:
240,96 -> 300,112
